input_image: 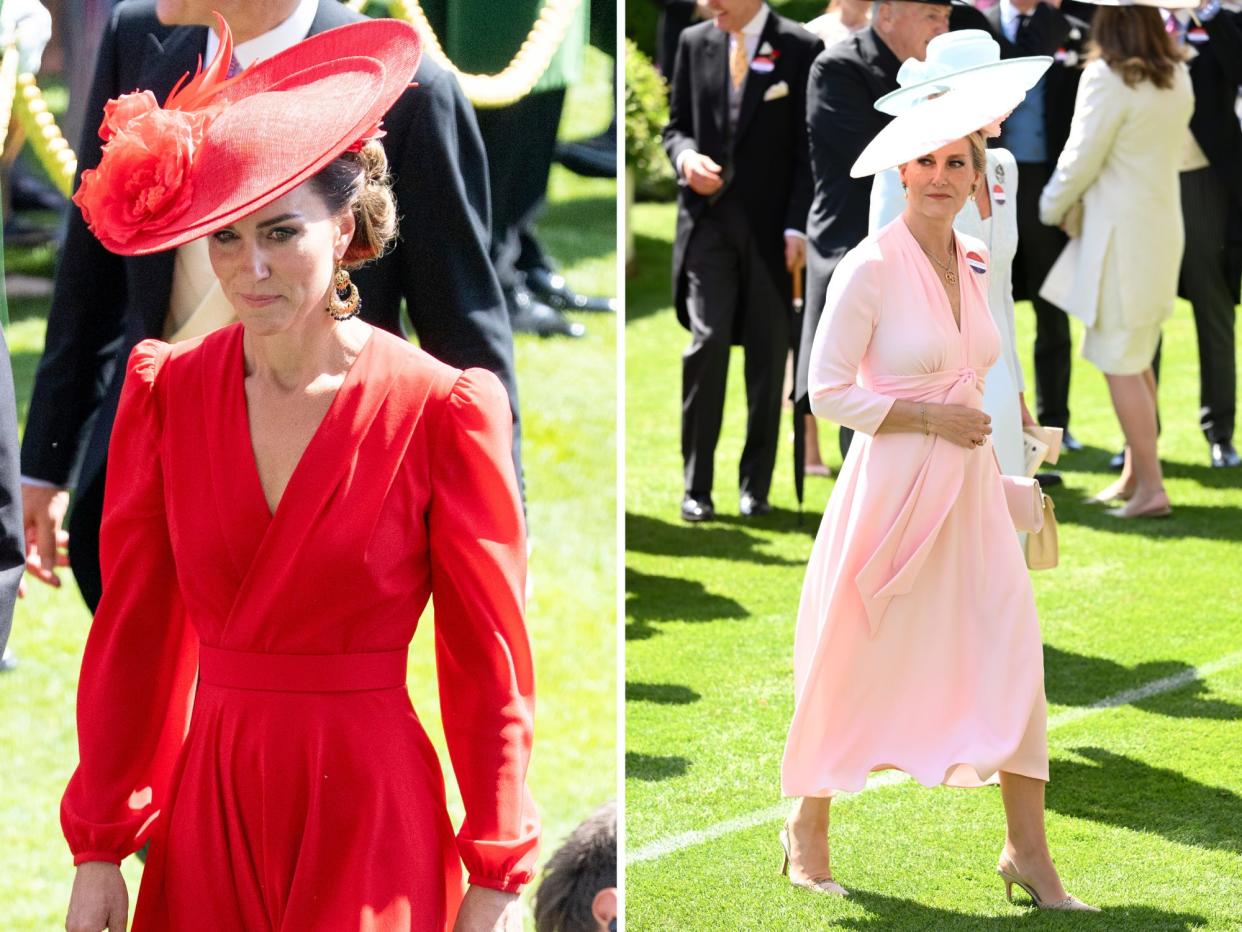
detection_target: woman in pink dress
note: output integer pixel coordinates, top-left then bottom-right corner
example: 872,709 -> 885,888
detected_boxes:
779,87 -> 1096,911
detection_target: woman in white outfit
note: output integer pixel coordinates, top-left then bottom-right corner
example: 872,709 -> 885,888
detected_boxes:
869,31 -> 1051,477
1039,3 -> 1193,518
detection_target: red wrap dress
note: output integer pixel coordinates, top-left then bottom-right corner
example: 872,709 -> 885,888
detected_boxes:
61,325 -> 539,931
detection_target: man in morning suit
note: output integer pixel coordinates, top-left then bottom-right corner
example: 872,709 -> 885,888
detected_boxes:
1171,1 -> 1242,468
664,0 -> 822,521
21,0 -> 520,611
983,0 -> 1088,449
794,0 -> 949,459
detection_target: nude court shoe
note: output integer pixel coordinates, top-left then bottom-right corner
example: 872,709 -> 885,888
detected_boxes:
779,825 -> 848,896
997,855 -> 1100,912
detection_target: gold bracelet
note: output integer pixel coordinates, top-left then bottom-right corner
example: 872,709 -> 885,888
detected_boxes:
921,403 -> 929,436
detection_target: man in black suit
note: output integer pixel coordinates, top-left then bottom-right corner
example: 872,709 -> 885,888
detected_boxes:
664,0 -> 822,521
1173,2 -> 1242,467
982,0 -> 1088,448
21,0 -> 520,612
794,0 -> 949,455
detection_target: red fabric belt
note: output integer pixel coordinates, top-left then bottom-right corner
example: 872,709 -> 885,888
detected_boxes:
197,645 -> 409,693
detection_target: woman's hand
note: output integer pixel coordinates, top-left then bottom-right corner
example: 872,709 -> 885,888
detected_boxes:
452,885 -> 521,932
66,862 -> 128,932
930,403 -> 992,449
1019,393 -> 1039,429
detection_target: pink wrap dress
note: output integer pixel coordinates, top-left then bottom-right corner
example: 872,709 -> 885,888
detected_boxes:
781,218 -> 1048,798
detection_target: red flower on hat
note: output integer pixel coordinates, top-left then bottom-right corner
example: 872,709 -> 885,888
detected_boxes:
74,104 -> 212,246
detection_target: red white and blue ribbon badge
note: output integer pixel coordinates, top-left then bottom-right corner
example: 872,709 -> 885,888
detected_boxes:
992,183 -> 1006,206
966,251 -> 987,275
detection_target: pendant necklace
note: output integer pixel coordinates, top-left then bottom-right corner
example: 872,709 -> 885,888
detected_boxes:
919,242 -> 957,285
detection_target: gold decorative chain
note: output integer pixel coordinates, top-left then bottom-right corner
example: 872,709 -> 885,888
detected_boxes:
386,0 -> 584,108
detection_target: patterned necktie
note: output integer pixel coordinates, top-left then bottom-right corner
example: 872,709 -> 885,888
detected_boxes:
729,32 -> 748,92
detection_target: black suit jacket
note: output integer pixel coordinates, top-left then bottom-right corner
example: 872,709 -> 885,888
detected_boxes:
21,0 -> 517,499
663,12 -> 822,330
981,3 -> 1089,165
795,27 -> 899,402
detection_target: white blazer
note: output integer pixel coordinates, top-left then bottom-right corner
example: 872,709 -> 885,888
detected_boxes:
1038,59 -> 1193,329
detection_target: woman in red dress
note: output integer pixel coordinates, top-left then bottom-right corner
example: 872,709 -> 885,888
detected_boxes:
61,20 -> 537,932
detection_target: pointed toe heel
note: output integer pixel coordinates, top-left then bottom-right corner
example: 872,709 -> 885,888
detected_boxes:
997,857 -> 1100,912
779,825 -> 848,897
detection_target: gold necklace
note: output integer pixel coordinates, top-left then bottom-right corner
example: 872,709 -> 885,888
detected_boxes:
918,242 -> 957,285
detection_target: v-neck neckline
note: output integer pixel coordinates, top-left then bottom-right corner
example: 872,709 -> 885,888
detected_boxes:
237,327 -> 376,522
901,218 -> 965,336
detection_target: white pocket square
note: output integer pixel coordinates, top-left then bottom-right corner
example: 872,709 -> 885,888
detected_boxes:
764,80 -> 789,102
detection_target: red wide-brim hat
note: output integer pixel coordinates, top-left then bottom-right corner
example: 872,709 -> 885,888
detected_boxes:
74,15 -> 421,256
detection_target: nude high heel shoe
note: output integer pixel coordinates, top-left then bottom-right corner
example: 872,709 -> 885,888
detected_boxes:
997,855 -> 1099,912
779,825 -> 848,896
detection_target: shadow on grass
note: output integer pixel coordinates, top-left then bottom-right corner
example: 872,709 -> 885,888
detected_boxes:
626,751 -> 690,782
626,681 -> 701,705
828,888 -> 1205,931
626,512 -> 803,566
626,567 -> 747,626
1044,646 -> 1242,720
537,194 -> 618,270
1051,498 -> 1242,541
1050,746 -> 1242,855
626,232 -> 673,323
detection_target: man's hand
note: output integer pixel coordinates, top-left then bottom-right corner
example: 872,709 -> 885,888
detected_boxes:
452,886 -> 521,932
22,483 -> 70,587
680,151 -> 724,196
784,234 -> 806,274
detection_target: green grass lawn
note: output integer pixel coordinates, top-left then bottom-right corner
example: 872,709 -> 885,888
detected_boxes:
625,199 -> 1242,930
0,46 -> 617,931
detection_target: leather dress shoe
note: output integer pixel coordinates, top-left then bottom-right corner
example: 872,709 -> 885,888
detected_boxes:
1108,449 -> 1125,471
1061,430 -> 1084,453
1211,441 -> 1242,468
506,285 -> 585,338
554,124 -> 617,178
681,495 -> 714,522
739,492 -> 772,517
525,266 -> 616,314
1034,471 -> 1063,488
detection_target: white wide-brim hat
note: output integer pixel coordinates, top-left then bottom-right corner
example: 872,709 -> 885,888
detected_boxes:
851,84 -> 1028,178
876,30 -> 1052,115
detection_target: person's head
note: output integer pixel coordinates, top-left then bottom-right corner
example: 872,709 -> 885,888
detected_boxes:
872,0 -> 950,61
207,140 -> 396,336
1087,7 -> 1188,90
156,0 -> 300,42
898,131 -> 986,221
533,802 -> 617,932
705,0 -> 765,33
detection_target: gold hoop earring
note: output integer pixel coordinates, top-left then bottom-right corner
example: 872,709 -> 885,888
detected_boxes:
326,266 -> 361,321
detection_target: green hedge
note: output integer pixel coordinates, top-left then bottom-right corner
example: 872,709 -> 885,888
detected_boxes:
624,38 -> 676,200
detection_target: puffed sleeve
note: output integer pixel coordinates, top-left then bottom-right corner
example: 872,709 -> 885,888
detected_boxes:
807,247 -> 896,434
1039,60 -> 1125,226
61,340 -> 198,865
428,368 -> 539,893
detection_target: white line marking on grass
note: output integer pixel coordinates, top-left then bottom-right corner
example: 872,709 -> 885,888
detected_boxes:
628,649 -> 1242,865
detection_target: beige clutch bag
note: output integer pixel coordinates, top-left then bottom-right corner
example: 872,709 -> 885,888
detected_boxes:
1001,475 -> 1045,534
1022,425 -> 1063,478
1025,494 -> 1059,570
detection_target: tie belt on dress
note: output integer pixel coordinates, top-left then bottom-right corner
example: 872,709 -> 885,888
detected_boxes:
197,645 -> 409,693
854,367 -> 987,638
